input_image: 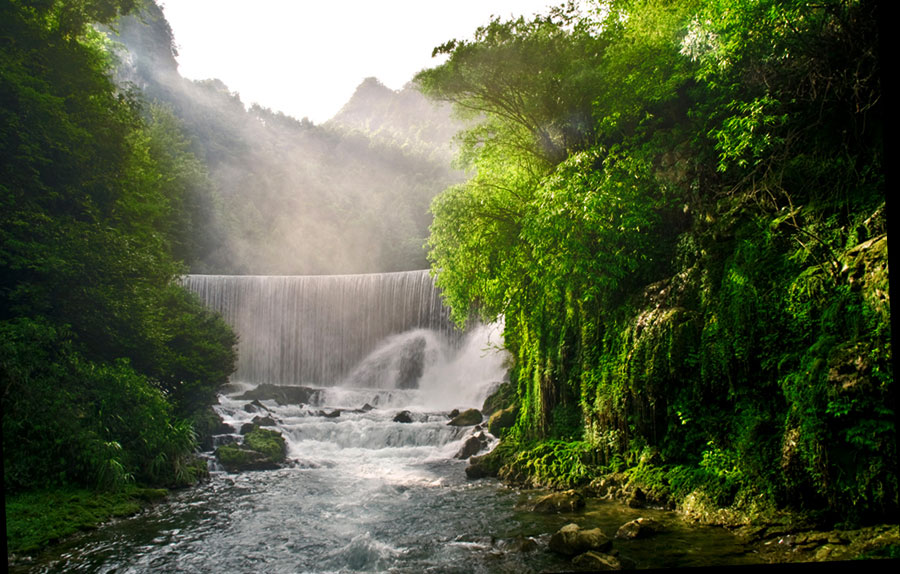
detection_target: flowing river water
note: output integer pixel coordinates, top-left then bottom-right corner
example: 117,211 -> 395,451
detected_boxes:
12,272 -> 765,572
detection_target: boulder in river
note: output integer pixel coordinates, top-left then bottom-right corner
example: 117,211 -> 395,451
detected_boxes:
549,523 -> 612,556
455,435 -> 487,459
531,490 -> 586,513
215,445 -> 280,472
393,410 -> 414,423
465,448 -> 503,479
447,408 -> 482,426
252,415 -> 278,427
616,517 -> 662,539
236,383 -> 320,405
215,426 -> 287,472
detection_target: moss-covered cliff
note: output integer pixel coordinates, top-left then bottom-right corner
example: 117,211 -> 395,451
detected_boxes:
420,0 -> 892,525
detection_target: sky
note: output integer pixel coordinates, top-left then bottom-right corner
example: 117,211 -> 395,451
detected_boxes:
159,0 -> 557,124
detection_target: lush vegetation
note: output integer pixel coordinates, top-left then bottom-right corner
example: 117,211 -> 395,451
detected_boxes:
418,0 -> 891,525
2,0 -> 237,550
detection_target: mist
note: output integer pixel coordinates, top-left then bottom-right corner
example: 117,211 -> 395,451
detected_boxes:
110,2 -> 465,275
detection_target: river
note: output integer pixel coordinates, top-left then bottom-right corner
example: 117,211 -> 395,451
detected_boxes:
10,272 -> 763,572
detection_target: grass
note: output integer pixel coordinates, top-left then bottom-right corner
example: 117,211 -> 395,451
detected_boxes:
5,485 -> 168,554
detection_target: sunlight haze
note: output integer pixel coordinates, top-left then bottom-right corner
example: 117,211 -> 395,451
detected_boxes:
159,0 -> 556,123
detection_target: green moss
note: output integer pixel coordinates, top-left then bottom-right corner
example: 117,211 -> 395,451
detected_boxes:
5,486 -> 168,554
243,427 -> 286,462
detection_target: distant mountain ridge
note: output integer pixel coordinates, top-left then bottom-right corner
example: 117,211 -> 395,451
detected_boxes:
108,1 -> 464,275
328,77 -> 461,162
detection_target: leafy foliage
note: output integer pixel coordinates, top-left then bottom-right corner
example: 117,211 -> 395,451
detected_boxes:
1,0 -> 236,496
421,0 -> 891,522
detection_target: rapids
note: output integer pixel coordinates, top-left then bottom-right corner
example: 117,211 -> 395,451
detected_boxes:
10,272 -> 762,572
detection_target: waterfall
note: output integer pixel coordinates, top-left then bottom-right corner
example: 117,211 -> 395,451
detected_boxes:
182,270 -> 464,386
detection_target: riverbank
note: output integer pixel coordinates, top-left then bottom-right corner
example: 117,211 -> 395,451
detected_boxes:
6,485 -> 170,557
474,456 -> 900,567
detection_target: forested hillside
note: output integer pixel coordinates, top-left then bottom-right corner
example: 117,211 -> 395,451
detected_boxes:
1,0 -> 236,510
110,2 -> 464,274
419,0 -> 892,525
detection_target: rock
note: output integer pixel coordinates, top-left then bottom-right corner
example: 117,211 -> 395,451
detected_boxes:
395,334 -> 426,389
243,399 -> 268,413
627,487 -> 647,508
616,518 -> 662,539
215,427 -> 285,472
393,410 -> 414,423
487,405 -> 517,436
481,381 -> 515,416
531,490 -> 586,513
586,475 -> 620,498
465,449 -> 504,479
572,551 -> 622,570
314,409 -> 341,418
448,409 -> 460,418
455,436 -> 486,459
243,427 -> 287,462
448,408 -> 482,426
239,422 -> 256,435
498,536 -> 538,553
215,444 -> 280,472
251,415 -> 277,427
236,384 -> 321,405
549,523 -> 612,556
191,406 -> 232,451
360,403 -> 375,412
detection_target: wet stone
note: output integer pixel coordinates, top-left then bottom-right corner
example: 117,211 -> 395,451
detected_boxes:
616,517 -> 663,539
393,410 -> 414,423
549,523 -> 611,556
531,490 -> 586,513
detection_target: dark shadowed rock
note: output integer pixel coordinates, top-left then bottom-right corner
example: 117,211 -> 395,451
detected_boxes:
393,410 -> 414,423
361,403 -> 375,412
465,448 -> 503,479
236,384 -> 321,405
531,490 -> 586,513
549,523 -> 612,556
251,415 -> 277,427
616,517 -> 663,539
395,334 -> 426,389
448,408 -> 482,426
627,487 -> 647,508
315,410 -> 341,418
455,435 -> 486,459
448,408 -> 459,418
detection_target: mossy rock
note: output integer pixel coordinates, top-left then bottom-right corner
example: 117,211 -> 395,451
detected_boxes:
481,381 -> 515,416
488,405 -> 518,436
215,444 -> 279,472
466,446 -> 506,479
243,427 -> 287,462
215,426 -> 286,472
448,408 -> 482,426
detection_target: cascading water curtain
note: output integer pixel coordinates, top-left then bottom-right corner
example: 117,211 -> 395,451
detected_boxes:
181,270 -> 462,385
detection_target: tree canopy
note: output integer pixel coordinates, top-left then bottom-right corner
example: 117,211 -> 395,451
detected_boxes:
2,0 -> 236,492
417,0 -> 891,522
